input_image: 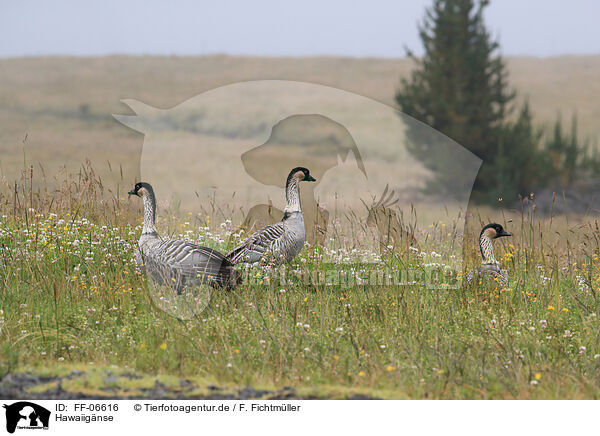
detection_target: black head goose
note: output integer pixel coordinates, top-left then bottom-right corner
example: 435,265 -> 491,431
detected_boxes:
467,222 -> 511,286
226,167 -> 316,264
128,182 -> 239,292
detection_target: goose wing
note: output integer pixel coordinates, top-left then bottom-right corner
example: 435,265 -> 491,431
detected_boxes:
140,239 -> 238,291
226,221 -> 285,264
466,264 -> 508,287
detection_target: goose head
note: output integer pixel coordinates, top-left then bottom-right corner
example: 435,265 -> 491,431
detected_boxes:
480,223 -> 511,240
287,167 -> 316,184
128,182 -> 154,197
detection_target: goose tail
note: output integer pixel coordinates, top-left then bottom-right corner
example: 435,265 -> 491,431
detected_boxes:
219,259 -> 242,290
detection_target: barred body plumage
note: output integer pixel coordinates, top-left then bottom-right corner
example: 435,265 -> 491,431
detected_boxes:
129,182 -> 239,293
226,167 -> 315,265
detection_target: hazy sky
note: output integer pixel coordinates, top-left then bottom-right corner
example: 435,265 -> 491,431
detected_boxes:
1,0 -> 598,58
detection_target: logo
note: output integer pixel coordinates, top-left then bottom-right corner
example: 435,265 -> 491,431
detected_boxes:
3,402 -> 50,434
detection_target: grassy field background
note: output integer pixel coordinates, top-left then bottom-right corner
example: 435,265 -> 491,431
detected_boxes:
1,55 -> 600,399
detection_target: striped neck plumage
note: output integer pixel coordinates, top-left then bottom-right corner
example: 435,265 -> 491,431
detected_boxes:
479,235 -> 497,265
284,177 -> 301,213
142,190 -> 158,235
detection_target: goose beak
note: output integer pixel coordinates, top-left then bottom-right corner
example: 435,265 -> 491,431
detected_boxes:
499,230 -> 511,237
305,175 -> 316,182
127,189 -> 136,196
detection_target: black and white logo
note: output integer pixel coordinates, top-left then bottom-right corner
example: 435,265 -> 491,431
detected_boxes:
3,402 -> 50,434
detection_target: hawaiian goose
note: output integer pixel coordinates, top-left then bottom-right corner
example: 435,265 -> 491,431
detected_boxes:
128,182 -> 239,292
226,167 -> 316,264
467,223 -> 511,286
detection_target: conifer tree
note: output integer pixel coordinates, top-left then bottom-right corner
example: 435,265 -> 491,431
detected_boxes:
397,0 -> 529,201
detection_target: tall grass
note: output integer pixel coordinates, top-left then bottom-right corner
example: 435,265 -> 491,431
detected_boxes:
1,163 -> 600,399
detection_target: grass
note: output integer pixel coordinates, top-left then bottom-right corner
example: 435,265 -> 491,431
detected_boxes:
1,54 -> 600,400
2,165 -> 600,399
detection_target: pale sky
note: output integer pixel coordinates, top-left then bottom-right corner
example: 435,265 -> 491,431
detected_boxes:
1,0 -> 598,58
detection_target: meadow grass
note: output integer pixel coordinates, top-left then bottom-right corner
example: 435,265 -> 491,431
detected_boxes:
1,167 -> 600,399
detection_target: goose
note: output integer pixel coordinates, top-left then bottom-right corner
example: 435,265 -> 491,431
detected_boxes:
467,223 -> 511,286
128,182 -> 239,292
226,167 -> 316,264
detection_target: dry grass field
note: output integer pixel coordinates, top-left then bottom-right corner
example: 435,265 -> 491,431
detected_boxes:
1,55 -> 599,191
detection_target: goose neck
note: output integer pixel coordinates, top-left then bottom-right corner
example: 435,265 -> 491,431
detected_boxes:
142,191 -> 158,235
479,235 -> 497,265
283,177 -> 301,213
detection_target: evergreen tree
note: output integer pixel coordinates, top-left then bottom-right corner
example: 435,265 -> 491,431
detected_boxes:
396,0 -> 530,202
545,114 -> 593,186
497,102 -> 544,197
